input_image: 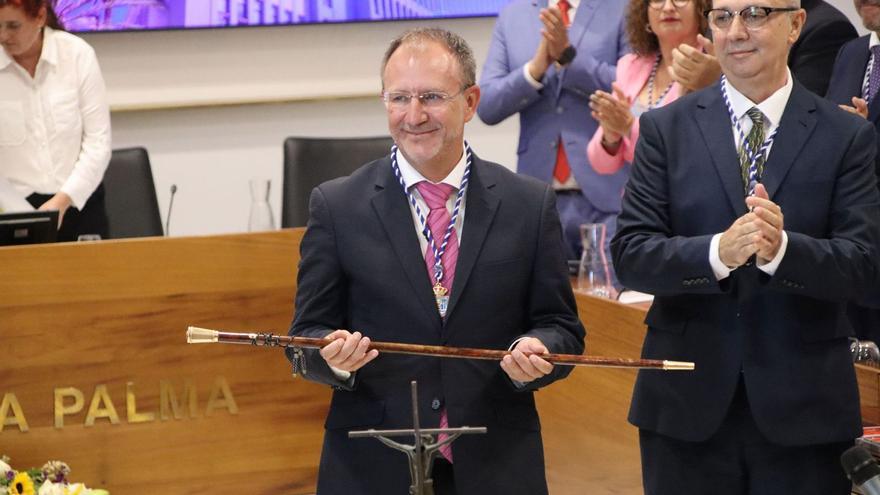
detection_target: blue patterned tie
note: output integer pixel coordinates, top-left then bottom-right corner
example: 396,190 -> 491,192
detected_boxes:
867,45 -> 880,103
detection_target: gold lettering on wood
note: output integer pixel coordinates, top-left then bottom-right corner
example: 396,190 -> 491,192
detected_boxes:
0,393 -> 28,433
84,385 -> 120,427
126,382 -> 156,424
205,376 -> 239,416
54,387 -> 85,428
159,380 -> 197,420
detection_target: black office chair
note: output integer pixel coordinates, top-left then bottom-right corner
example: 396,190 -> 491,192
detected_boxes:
282,136 -> 394,227
102,147 -> 164,238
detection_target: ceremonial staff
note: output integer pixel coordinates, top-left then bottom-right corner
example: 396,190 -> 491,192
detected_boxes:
186,326 -> 694,371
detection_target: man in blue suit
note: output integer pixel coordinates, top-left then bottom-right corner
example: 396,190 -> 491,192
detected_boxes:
478,0 -> 628,259
288,28 -> 584,495
612,0 -> 880,493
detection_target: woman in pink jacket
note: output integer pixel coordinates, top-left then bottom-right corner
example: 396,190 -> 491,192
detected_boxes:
588,0 -> 709,174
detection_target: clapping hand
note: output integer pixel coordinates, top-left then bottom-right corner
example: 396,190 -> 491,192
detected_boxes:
589,83 -> 634,148
839,96 -> 869,120
668,34 -> 721,94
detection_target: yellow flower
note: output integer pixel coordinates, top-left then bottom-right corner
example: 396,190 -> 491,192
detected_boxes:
8,472 -> 35,495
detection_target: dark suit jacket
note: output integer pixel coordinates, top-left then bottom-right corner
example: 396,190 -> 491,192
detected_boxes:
827,34 -> 880,340
288,154 -> 585,494
611,82 -> 880,446
791,0 -> 857,96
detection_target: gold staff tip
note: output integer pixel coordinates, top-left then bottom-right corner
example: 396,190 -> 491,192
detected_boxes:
187,326 -> 219,344
662,360 -> 695,371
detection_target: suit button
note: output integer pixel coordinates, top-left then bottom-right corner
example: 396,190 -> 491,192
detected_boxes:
556,106 -> 564,114
431,398 -> 442,411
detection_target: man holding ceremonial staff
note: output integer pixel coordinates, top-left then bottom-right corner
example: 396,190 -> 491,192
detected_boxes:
286,28 -> 585,495
611,0 -> 880,493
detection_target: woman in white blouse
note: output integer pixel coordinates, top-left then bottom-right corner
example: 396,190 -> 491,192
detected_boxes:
0,0 -> 111,241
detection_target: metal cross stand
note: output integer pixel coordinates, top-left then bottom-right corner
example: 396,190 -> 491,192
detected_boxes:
348,381 -> 487,495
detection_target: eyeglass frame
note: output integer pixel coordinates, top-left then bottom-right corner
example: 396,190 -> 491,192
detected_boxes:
381,86 -> 472,110
704,5 -> 801,31
647,0 -> 692,10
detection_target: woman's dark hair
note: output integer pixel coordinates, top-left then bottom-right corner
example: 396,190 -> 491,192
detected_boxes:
625,0 -> 708,56
0,0 -> 64,30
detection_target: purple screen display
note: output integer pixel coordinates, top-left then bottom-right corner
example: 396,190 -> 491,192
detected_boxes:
56,0 -> 513,33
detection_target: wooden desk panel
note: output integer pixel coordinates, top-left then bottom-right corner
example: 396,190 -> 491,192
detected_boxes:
1,231 -> 329,495
538,294 -> 647,495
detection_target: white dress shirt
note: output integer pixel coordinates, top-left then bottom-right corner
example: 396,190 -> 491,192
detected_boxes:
709,70 -> 793,280
0,27 -> 111,209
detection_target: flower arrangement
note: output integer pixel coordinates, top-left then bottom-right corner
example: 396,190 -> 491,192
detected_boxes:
0,457 -> 107,495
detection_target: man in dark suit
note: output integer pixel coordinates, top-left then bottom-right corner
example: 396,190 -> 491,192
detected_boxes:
287,27 -> 585,495
826,0 -> 880,346
611,0 -> 880,493
670,0 -> 855,96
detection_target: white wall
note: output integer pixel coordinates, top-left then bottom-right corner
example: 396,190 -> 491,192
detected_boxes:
83,1 -> 865,237
83,17 -> 517,237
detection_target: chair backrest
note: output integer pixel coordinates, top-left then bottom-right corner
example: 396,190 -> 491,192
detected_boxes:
282,136 -> 394,227
102,147 -> 164,238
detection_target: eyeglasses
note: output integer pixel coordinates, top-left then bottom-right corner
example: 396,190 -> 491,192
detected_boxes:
705,6 -> 799,30
381,88 -> 468,110
648,0 -> 691,9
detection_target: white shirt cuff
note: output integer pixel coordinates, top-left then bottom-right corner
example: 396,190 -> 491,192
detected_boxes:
523,63 -> 544,90
709,233 -> 733,280
756,231 -> 788,276
330,366 -> 351,381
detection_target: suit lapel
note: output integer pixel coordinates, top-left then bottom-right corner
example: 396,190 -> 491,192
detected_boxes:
695,86 -> 747,216
760,84 -> 817,198
445,157 -> 500,325
370,160 -> 442,326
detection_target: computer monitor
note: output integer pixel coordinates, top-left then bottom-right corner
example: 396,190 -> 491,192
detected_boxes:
0,210 -> 59,246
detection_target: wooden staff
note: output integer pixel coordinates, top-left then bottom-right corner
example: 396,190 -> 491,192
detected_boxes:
186,326 -> 694,371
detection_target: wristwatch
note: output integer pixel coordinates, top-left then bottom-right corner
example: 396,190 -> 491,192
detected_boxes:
557,45 -> 577,66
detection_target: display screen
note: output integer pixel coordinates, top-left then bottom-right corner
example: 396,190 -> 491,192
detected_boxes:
55,0 -> 512,33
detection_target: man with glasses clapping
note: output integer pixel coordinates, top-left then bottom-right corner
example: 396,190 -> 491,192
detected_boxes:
611,1 -> 880,493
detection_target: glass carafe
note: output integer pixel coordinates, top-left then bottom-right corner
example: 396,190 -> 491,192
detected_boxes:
248,179 -> 276,232
577,223 -> 612,298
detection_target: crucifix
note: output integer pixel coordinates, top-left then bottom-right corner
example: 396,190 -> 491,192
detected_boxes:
348,381 -> 487,495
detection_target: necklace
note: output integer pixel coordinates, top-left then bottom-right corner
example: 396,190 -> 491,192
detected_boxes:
646,54 -> 674,109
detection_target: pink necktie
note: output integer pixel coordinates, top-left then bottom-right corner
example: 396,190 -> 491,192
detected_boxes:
415,180 -> 457,463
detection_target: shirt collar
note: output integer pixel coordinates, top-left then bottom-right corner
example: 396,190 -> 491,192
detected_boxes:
722,68 -> 793,130
550,0 -> 580,9
396,144 -> 468,192
40,27 -> 59,67
871,31 -> 880,50
0,47 -> 10,70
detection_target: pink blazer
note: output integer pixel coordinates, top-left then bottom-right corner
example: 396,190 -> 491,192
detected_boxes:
587,53 -> 684,174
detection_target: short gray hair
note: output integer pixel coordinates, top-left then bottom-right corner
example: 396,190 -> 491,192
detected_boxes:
381,27 -> 477,89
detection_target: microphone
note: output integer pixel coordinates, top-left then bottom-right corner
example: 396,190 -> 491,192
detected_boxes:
841,445 -> 880,495
165,184 -> 177,237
